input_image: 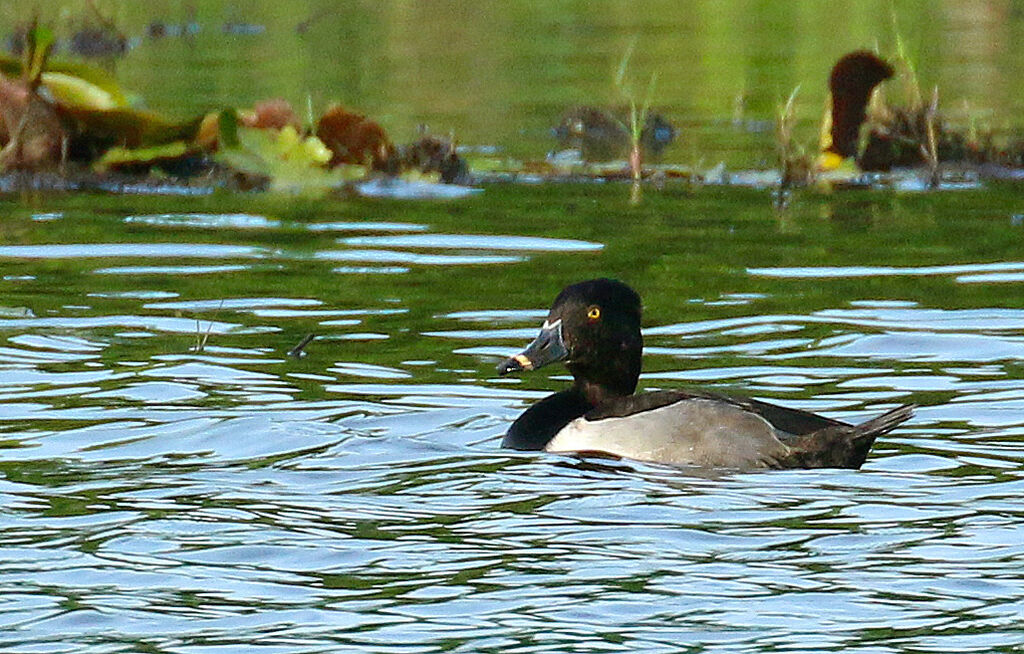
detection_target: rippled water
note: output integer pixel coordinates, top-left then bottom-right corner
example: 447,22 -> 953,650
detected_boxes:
1,184 -> 1024,653
4,1 -> 1024,650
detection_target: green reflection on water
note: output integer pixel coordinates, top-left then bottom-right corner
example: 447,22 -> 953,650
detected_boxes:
2,1 -> 1021,166
2,182 -> 1024,407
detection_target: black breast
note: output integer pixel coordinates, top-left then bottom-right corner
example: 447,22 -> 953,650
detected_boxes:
502,390 -> 593,450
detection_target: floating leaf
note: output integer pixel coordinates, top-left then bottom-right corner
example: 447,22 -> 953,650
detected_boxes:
275,125 -> 331,164
59,106 -> 203,151
316,105 -> 394,168
215,124 -> 361,194
40,71 -> 119,110
2,52 -> 189,164
41,60 -> 131,106
239,98 -> 299,130
93,140 -> 192,172
0,55 -> 130,106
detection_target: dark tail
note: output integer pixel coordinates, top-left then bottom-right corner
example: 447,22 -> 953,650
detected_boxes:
780,404 -> 914,469
853,404 -> 915,443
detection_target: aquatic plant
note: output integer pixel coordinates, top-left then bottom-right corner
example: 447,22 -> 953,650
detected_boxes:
775,85 -> 813,191
192,300 -> 224,353
0,23 -> 64,170
921,85 -> 940,188
316,105 -> 394,170
821,38 -> 1019,177
1,21 -> 202,172
614,40 -> 659,202
213,106 -> 357,194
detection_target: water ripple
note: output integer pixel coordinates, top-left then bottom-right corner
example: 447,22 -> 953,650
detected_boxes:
340,234 -> 604,251
749,261 -> 1024,279
0,244 -> 272,259
3,188 -> 1024,654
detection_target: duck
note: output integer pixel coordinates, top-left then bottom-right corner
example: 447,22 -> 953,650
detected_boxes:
553,106 -> 675,162
819,50 -> 895,170
820,50 -> 980,173
497,279 -> 914,470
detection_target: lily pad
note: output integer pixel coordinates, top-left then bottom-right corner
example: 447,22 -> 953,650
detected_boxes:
0,55 -> 131,108
59,106 -> 203,150
215,117 -> 362,193
316,105 -> 395,169
93,140 -> 194,173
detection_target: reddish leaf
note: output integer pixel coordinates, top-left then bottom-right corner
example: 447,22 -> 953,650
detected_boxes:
240,98 -> 299,130
316,105 -> 394,169
0,73 -> 65,170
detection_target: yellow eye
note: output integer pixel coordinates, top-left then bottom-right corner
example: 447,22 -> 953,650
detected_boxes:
587,306 -> 601,321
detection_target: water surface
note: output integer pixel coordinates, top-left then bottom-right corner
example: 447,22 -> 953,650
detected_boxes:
3,185 -> 1024,653
2,2 -> 1024,652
